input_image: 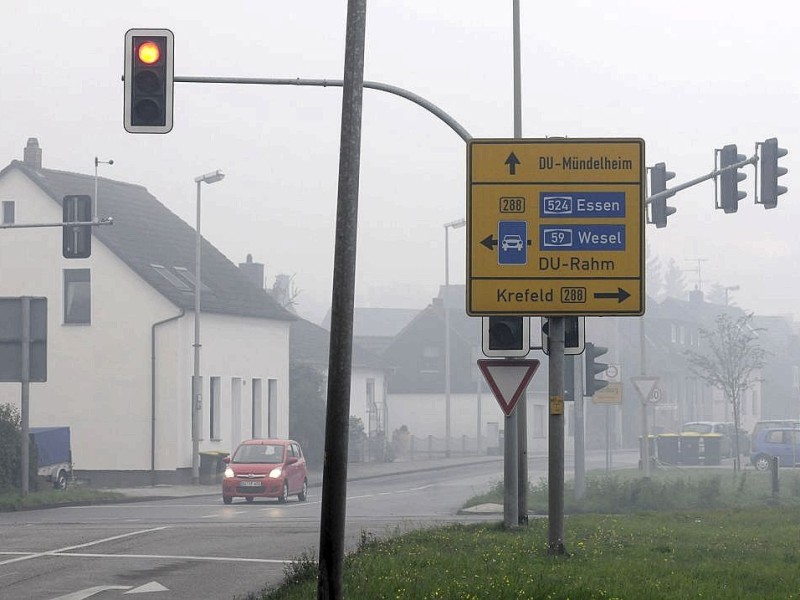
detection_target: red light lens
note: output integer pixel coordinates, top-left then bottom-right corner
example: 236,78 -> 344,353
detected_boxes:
137,41 -> 161,65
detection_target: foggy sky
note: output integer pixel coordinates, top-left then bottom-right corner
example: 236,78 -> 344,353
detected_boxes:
2,0 -> 798,324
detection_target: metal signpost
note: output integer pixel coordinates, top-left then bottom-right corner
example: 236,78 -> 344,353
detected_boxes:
0,297 -> 47,495
468,136 -> 646,552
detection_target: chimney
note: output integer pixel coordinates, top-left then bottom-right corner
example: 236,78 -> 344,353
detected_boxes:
238,253 -> 265,290
23,138 -> 42,170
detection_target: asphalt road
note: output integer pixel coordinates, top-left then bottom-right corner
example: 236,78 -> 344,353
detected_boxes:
0,451 -> 638,600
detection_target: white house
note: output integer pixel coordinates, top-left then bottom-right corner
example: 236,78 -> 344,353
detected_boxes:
0,139 -> 296,485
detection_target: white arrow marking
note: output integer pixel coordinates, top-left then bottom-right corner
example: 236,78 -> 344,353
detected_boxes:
49,585 -> 131,600
125,581 -> 170,594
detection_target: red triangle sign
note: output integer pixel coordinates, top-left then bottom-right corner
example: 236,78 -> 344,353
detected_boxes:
477,359 -> 540,416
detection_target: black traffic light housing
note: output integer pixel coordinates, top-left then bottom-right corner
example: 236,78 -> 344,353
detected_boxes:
584,342 -> 609,396
649,162 -> 676,228
62,195 -> 92,259
759,138 -> 788,209
482,316 -> 530,357
718,144 -> 747,213
124,28 -> 174,134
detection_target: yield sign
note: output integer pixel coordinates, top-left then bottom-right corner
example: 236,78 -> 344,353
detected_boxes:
631,376 -> 659,402
477,358 -> 540,416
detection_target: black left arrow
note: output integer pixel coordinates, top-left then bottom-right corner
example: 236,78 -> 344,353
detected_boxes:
505,152 -> 520,175
593,288 -> 631,303
480,235 -> 498,250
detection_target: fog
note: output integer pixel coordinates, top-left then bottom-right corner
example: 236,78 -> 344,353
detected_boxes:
2,0 -> 798,322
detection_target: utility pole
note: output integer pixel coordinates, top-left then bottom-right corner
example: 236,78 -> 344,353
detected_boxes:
547,317 -> 566,554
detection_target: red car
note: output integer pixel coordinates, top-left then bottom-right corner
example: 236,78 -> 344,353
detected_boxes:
222,439 -> 308,504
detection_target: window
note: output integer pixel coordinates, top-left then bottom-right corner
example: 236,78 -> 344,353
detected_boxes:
151,264 -> 191,291
64,269 -> 91,324
267,379 -> 278,438
252,378 -> 264,438
1,201 -> 14,224
209,377 -> 221,440
174,266 -> 211,292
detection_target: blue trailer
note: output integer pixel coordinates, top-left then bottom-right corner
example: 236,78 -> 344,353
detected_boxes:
29,427 -> 72,489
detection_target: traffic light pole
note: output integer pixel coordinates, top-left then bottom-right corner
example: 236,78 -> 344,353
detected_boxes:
547,317 -> 566,555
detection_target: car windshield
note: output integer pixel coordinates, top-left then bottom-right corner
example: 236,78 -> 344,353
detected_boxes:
233,444 -> 284,464
681,423 -> 712,434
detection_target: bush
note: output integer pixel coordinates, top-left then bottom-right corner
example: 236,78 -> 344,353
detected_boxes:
0,404 -> 38,493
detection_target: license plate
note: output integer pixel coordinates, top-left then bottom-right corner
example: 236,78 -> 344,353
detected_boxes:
240,480 -> 262,487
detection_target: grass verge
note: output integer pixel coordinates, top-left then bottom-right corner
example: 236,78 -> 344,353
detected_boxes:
254,507 -> 800,599
0,487 -> 123,511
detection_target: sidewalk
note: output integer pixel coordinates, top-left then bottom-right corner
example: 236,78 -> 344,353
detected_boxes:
106,454 -> 504,500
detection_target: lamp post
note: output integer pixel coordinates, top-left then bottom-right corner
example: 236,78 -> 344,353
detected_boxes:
192,169 -> 225,484
444,217 -> 466,458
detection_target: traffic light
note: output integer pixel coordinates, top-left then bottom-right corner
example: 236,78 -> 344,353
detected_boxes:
541,316 -> 585,355
759,138 -> 788,209
584,342 -> 608,396
482,316 -> 530,357
649,162 -> 676,228
124,28 -> 174,134
718,144 -> 747,213
62,195 -> 92,259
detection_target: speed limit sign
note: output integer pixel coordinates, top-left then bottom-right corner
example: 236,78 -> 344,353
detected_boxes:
648,386 -> 662,404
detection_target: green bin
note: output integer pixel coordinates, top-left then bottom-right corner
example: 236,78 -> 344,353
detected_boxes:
656,434 -> 680,465
702,434 -> 722,465
199,451 -> 229,484
679,434 -> 701,465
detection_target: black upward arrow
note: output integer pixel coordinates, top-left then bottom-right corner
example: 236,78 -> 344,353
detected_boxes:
505,152 -> 520,175
593,288 -> 631,303
480,235 -> 498,250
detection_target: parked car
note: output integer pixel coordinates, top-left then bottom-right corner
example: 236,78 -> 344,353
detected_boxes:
222,439 -> 308,505
751,419 -> 800,441
680,421 -> 750,457
751,427 -> 800,470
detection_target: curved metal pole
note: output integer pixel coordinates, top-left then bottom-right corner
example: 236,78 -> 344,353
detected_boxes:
174,76 -> 473,143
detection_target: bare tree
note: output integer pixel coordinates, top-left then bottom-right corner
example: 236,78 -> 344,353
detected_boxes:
685,313 -> 767,471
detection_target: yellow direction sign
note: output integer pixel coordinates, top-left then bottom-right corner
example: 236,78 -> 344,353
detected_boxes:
467,138 -> 645,316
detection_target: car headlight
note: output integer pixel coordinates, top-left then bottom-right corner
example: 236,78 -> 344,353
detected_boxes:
224,467 -> 235,478
269,467 -> 283,478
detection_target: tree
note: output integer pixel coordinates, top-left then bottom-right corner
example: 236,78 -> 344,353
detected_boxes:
288,361 -> 327,469
685,313 -> 767,471
663,258 -> 687,300
0,404 -> 38,492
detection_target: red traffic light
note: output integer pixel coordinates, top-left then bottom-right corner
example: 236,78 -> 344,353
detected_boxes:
137,40 -> 161,65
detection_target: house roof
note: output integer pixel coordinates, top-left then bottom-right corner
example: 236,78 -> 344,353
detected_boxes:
321,307 -> 420,338
3,160 -> 294,321
290,317 -> 385,370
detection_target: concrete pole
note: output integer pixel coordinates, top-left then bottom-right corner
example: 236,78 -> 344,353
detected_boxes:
192,179 -> 202,484
317,0 -> 366,596
444,224 -> 452,458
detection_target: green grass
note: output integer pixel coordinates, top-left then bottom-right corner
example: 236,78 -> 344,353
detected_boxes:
254,507 -> 800,600
246,470 -> 800,599
0,487 -> 123,511
465,467 -> 800,513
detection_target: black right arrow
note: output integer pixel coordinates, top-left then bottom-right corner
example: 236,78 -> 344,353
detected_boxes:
505,152 -> 520,175
480,234 -> 498,250
593,288 -> 631,303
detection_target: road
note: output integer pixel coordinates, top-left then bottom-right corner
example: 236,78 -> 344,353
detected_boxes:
0,451 -> 638,600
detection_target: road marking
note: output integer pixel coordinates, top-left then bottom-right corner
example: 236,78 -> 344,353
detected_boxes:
56,552 -> 292,564
0,526 -> 170,566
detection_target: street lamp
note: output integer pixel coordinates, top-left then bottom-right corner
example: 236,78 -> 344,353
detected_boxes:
444,217 -> 466,458
93,156 -> 114,222
192,169 -> 225,484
